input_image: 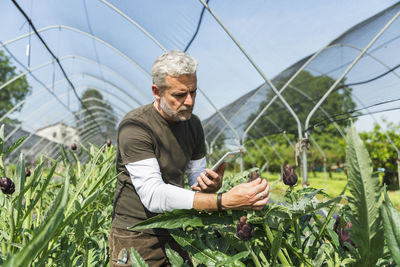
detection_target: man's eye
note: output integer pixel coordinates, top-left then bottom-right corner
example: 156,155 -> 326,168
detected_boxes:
174,94 -> 186,98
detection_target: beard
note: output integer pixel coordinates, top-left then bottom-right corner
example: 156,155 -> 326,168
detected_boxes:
160,97 -> 193,122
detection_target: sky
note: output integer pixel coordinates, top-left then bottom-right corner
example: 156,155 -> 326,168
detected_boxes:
0,0 -> 399,134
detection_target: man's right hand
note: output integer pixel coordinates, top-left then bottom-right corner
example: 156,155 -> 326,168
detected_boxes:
221,178 -> 270,211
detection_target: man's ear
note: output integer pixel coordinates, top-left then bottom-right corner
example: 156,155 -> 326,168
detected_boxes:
152,85 -> 161,101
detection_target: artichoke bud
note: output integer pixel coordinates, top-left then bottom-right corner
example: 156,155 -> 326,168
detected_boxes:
0,177 -> 15,195
248,171 -> 260,182
333,216 -> 356,249
236,216 -> 254,241
25,167 -> 31,177
282,164 -> 298,186
71,143 -> 77,151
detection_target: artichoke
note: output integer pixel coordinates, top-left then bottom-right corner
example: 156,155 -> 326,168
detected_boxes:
236,216 -> 254,241
71,143 -> 77,151
282,164 -> 298,186
248,171 -> 260,182
25,167 -> 31,177
333,216 -> 356,249
0,177 -> 15,195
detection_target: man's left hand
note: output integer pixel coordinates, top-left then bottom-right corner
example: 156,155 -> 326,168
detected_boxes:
191,162 -> 226,193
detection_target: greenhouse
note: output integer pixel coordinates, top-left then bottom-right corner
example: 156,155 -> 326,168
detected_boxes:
1,1 -> 400,266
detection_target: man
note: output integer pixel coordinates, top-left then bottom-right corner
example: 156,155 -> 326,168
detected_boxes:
109,51 -> 270,266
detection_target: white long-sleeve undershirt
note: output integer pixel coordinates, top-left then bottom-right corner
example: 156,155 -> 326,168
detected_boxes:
125,157 -> 206,213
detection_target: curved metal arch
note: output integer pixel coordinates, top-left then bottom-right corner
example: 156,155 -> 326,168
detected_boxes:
99,0 -> 165,51
313,42 -> 400,80
241,40 -> 400,145
4,83 -> 126,144
199,0 -> 302,143
66,55 -> 151,102
98,1 -> 241,146
2,79 -> 129,139
305,11 -> 400,134
0,56 -> 142,117
2,24 -> 235,143
0,25 -> 151,80
70,72 -> 141,107
306,61 -> 400,157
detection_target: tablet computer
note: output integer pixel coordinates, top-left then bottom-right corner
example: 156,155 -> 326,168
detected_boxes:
210,150 -> 241,171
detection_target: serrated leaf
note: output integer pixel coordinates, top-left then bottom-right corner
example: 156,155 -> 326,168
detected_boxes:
345,123 -> 384,266
130,209 -> 233,230
165,243 -> 184,267
3,174 -> 69,267
265,204 -> 292,220
129,247 -> 149,267
5,136 -> 27,155
215,251 -> 249,267
170,229 -> 231,266
381,188 -> 400,264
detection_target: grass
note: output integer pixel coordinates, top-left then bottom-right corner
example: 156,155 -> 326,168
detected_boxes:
263,171 -> 400,210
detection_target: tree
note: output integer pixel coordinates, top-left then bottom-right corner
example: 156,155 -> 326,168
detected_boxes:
246,70 -> 357,139
0,50 -> 31,124
360,120 -> 400,190
77,88 -> 117,145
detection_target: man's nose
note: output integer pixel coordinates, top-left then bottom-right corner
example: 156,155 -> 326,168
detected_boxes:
184,93 -> 194,106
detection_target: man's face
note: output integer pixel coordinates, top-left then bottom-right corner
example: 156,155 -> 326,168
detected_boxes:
154,73 -> 197,122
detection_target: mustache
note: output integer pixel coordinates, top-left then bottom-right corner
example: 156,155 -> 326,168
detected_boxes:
178,106 -> 193,112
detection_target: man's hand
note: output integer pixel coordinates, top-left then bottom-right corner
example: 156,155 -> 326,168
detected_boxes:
222,177 -> 270,210
191,162 -> 226,193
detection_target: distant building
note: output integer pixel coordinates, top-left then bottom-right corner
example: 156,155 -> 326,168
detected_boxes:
36,123 -> 79,146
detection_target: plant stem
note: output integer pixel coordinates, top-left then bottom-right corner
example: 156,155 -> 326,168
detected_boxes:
264,223 -> 291,266
8,197 -> 15,253
245,242 -> 262,267
290,191 -> 302,250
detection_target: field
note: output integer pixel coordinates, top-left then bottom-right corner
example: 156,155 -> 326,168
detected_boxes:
264,170 -> 400,209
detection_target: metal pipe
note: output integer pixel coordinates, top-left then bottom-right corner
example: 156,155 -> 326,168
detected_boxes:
305,11 -> 400,133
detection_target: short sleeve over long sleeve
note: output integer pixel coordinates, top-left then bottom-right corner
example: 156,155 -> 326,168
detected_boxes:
118,121 -> 156,165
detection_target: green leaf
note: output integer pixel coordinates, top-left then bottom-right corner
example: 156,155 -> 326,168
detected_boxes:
380,188 -> 400,264
345,123 -> 384,266
170,229 -> 231,266
165,243 -> 184,267
12,158 -> 43,205
3,174 -> 69,267
270,225 -> 284,266
0,124 -> 4,154
313,244 -> 327,267
4,136 -> 27,155
18,160 -> 57,226
13,154 -> 26,227
215,251 -> 249,267
130,209 -> 233,230
129,247 -> 149,267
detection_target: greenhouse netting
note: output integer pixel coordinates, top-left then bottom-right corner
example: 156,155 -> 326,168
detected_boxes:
0,0 -> 399,183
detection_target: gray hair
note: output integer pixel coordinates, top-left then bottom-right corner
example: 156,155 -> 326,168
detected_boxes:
152,50 -> 198,92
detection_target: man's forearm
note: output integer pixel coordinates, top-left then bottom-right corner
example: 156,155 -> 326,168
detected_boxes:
193,192 -> 219,211
193,178 -> 271,211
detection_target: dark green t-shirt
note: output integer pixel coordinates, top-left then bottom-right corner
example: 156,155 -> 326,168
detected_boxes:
111,103 -> 206,232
